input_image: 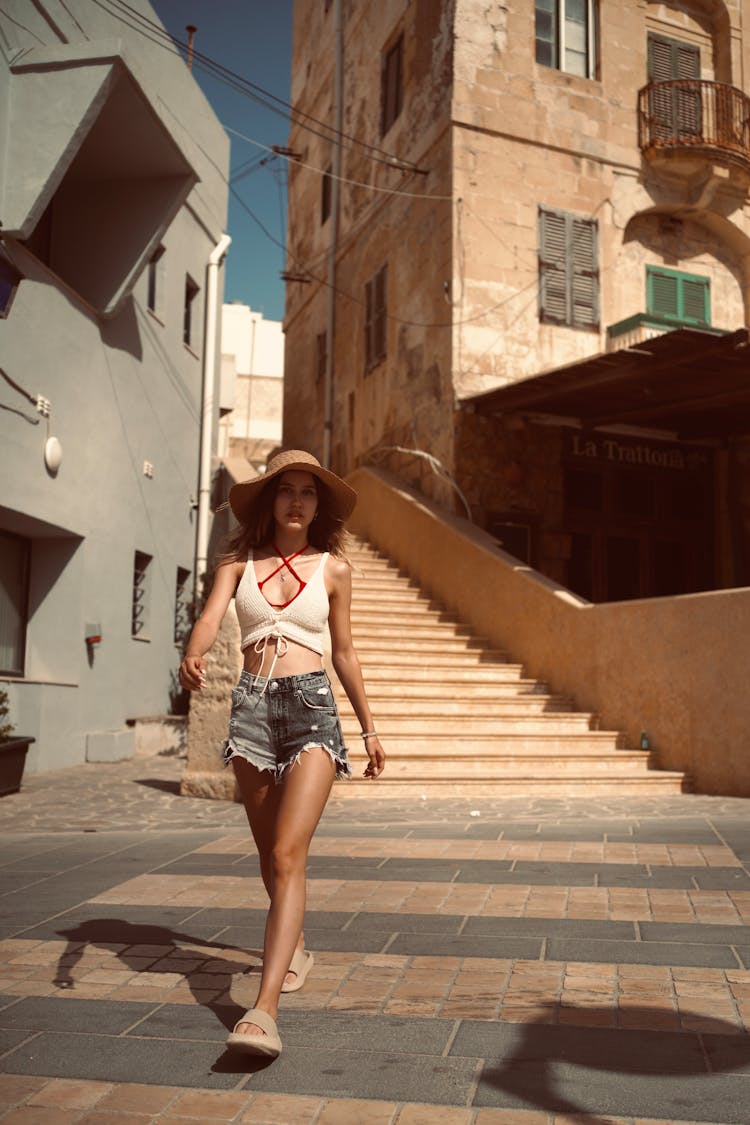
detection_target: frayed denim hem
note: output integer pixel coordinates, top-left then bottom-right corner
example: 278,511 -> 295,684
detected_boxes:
222,738 -> 352,784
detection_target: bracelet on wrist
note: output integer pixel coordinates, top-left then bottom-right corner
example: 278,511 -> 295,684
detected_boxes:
360,731 -> 378,740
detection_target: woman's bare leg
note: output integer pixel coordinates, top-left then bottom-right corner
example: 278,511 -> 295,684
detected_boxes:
233,748 -> 335,1037
232,758 -> 306,982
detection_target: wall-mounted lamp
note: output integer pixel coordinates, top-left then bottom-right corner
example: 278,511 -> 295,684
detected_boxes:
85,623 -> 102,647
44,436 -> 63,475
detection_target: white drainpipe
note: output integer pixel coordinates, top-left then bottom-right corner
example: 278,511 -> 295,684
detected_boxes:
195,232 -> 231,602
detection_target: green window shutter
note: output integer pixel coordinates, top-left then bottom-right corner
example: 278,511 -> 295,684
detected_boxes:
571,217 -> 599,329
647,267 -> 709,325
681,278 -> 709,323
538,208 -> 568,324
648,270 -> 679,317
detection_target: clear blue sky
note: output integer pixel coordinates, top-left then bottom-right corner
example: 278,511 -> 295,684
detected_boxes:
151,0 -> 294,321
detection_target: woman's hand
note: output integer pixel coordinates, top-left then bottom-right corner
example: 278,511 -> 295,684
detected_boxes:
363,735 -> 385,779
179,653 -> 206,692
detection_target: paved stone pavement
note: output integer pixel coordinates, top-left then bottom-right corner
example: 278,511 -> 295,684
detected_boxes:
1,753 -> 749,1125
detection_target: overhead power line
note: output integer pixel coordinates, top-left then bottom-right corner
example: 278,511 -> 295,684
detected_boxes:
89,0 -> 426,174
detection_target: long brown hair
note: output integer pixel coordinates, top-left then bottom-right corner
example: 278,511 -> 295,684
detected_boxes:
215,473 -> 349,567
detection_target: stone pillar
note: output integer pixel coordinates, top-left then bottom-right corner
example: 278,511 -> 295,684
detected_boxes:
180,604 -> 242,800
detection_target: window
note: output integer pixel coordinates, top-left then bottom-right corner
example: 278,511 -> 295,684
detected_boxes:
381,35 -> 404,136
647,33 -> 700,139
0,245 -> 22,319
132,550 -> 152,638
321,164 -> 332,224
146,246 -> 165,317
183,276 -> 199,349
538,207 -> 599,330
316,331 -> 327,384
535,0 -> 597,79
365,264 -> 388,370
174,566 -> 192,645
0,531 -> 29,676
646,267 -> 710,326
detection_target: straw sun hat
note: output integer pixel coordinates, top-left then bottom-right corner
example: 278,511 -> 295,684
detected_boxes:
229,449 -> 357,525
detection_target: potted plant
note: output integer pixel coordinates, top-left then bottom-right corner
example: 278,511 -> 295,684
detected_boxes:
0,686 -> 34,796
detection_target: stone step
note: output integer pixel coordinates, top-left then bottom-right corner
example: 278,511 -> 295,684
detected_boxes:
351,637 -> 504,656
337,695 -> 572,714
334,775 -> 690,797
351,591 -> 446,608
339,712 -> 597,734
351,622 -> 476,641
366,753 -> 655,778
341,733 -> 624,752
357,651 -> 511,669
359,664 -> 527,682
336,679 -> 553,698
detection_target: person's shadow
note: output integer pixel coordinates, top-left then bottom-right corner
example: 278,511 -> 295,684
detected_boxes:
479,1005 -> 750,1124
53,918 -> 272,1069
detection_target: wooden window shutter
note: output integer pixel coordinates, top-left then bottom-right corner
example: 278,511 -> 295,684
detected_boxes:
681,278 -> 709,323
648,270 -> 679,318
571,217 -> 599,329
538,208 -> 568,325
647,34 -> 674,82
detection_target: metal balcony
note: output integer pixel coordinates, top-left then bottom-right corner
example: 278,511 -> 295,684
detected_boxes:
638,80 -> 750,172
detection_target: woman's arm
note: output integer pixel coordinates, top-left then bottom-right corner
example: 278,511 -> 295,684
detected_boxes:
327,556 -> 385,778
178,561 -> 243,692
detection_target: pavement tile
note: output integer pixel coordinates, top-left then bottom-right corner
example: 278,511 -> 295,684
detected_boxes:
167,1090 -> 252,1117
25,1080 -> 111,1110
315,1097 -> 398,1123
93,1085 -> 181,1113
0,1108 -> 81,1124
394,1106 -> 473,1123
238,1093 -> 322,1123
0,1076 -> 49,1107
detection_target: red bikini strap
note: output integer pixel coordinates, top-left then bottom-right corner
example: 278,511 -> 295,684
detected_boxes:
257,544 -> 309,591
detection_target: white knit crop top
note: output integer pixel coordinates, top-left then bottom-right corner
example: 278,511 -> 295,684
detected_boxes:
235,550 -> 330,673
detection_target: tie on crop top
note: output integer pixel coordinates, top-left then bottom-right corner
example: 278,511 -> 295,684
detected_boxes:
234,548 -> 330,684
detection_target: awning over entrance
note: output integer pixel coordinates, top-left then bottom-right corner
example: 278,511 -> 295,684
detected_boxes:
465,328 -> 750,439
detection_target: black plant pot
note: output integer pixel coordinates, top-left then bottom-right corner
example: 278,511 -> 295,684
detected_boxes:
0,737 -> 34,796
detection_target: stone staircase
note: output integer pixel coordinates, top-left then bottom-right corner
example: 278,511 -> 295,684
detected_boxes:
333,537 -> 690,797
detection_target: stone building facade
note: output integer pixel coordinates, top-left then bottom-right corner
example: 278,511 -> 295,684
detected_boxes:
284,0 -> 750,603
0,0 -> 229,770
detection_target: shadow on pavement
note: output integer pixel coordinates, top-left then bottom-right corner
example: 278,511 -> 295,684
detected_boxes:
133,778 -> 182,795
53,918 -> 260,1036
479,1006 -> 750,1124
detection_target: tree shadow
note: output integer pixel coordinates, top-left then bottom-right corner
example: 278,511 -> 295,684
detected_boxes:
53,917 -> 269,1064
478,1005 -> 750,1124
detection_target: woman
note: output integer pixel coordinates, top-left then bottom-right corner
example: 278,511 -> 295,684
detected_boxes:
179,449 -> 385,1058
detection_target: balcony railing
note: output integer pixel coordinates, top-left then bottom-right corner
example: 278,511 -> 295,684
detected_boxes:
607,312 -> 729,352
638,80 -> 750,169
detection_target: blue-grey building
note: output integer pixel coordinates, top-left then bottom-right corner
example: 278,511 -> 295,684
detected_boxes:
0,0 -> 230,771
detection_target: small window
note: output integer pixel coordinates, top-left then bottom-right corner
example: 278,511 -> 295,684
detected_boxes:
0,245 -> 22,319
321,165 -> 332,224
174,566 -> 192,645
646,267 -> 710,326
538,206 -> 599,330
535,0 -> 598,79
183,276 -> 200,349
316,331 -> 327,384
146,246 -> 165,317
0,530 -> 30,676
381,35 -> 404,136
365,264 -> 388,371
132,550 -> 153,638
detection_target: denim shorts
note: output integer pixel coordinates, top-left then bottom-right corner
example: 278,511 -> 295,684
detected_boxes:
222,669 -> 351,783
